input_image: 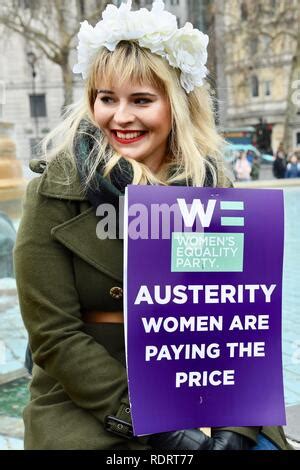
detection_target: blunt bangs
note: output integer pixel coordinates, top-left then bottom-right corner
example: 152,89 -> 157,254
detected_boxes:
87,41 -> 169,106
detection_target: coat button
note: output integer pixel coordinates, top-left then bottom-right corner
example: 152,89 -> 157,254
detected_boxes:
110,286 -> 123,299
29,159 -> 47,174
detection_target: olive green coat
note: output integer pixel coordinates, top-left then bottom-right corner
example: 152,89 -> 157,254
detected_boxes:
14,159 -> 291,450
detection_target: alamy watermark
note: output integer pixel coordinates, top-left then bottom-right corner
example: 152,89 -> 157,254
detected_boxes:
95,197 -> 213,240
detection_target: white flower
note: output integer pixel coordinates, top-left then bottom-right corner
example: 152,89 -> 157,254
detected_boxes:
138,1 -> 177,54
72,1 -> 209,93
164,22 -> 209,90
72,21 -> 100,78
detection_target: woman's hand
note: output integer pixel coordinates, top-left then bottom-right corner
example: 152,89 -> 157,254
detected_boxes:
199,430 -> 253,450
149,429 -> 252,450
149,429 -> 209,450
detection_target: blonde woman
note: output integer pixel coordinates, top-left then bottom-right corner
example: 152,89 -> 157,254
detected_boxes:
14,1 -> 290,450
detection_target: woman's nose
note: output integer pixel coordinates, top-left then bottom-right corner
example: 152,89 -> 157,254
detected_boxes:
113,104 -> 135,124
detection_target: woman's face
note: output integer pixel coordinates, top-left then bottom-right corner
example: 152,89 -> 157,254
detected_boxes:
93,80 -> 172,173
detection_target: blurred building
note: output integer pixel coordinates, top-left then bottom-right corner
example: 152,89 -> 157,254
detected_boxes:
131,0 -> 188,25
129,1 -> 208,28
0,37 -> 87,167
0,0 -> 89,166
216,0 -> 300,153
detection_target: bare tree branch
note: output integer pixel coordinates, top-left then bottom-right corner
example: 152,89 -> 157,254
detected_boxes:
0,0 -> 109,107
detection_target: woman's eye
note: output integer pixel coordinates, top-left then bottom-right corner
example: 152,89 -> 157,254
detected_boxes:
98,96 -> 151,105
135,99 -> 151,104
100,96 -> 113,103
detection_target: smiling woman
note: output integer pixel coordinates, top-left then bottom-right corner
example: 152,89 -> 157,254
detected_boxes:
13,0 -> 291,452
93,82 -> 172,173
73,35 -> 228,190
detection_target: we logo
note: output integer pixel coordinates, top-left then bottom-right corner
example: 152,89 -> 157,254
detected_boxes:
177,198 -> 245,228
172,199 -> 245,273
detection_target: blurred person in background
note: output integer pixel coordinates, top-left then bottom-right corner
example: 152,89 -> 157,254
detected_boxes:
273,143 -> 287,179
250,155 -> 260,181
234,151 -> 251,182
285,154 -> 300,178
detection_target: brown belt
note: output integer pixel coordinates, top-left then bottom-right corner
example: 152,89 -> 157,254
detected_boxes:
82,310 -> 124,324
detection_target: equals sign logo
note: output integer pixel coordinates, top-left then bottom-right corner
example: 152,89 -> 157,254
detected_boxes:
220,201 -> 244,226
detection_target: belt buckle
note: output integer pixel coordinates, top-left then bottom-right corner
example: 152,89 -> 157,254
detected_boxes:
105,415 -> 133,439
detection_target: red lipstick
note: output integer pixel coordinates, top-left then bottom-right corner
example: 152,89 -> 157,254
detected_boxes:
111,130 -> 147,145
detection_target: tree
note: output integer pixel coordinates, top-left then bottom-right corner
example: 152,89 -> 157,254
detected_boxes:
0,0 -> 110,109
241,0 -> 299,150
221,0 -> 300,151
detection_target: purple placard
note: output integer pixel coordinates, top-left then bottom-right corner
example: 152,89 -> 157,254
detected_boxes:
124,186 -> 286,436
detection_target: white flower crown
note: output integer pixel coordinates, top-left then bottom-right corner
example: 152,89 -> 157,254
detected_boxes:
73,0 -> 209,93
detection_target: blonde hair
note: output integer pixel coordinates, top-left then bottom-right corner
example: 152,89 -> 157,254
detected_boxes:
42,41 -> 229,188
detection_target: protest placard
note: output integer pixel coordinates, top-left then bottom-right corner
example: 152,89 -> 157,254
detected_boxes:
124,186 -> 286,435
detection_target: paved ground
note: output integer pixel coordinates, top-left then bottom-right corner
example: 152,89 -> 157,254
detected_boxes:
0,278 -> 28,380
285,405 -> 300,450
0,417 -> 23,450
0,278 -> 26,450
281,187 -> 300,407
0,278 -> 28,382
